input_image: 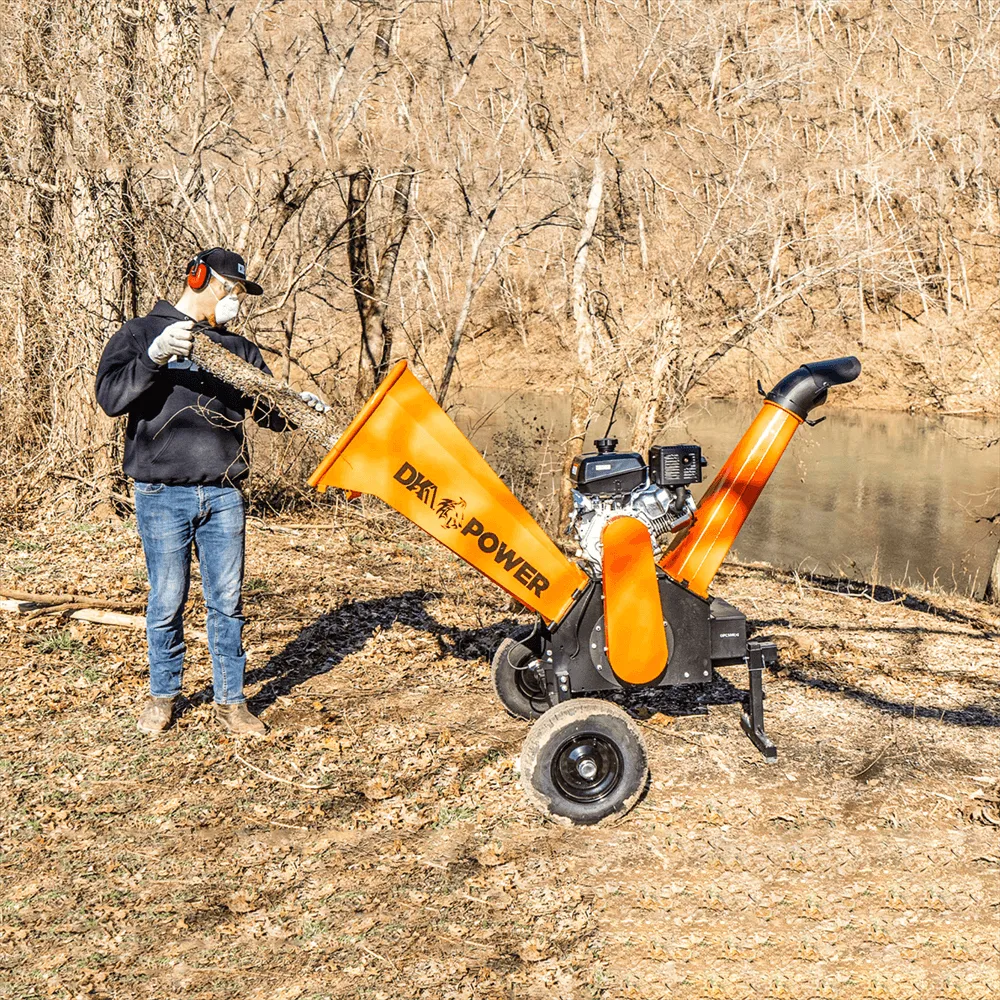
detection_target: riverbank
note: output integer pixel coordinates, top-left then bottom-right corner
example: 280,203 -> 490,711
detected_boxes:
450,319 -> 1000,420
1,509 -> 997,999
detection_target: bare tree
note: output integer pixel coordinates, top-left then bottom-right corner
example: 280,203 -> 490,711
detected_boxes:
348,164 -> 416,396
435,155 -> 564,404
560,155 -> 605,518
0,0 -> 997,536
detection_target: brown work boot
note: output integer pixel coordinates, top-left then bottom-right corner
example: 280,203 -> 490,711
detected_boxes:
214,702 -> 267,736
137,696 -> 175,735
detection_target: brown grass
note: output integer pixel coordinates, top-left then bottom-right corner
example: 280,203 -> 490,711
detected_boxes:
1,509 -> 997,999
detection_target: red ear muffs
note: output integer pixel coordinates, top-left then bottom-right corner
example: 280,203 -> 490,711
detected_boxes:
186,247 -> 226,291
186,258 -> 210,291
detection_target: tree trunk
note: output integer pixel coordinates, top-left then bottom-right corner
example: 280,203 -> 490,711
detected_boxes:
372,164 -> 415,383
57,8 -> 142,488
374,15 -> 395,59
347,167 -> 376,397
116,5 -> 141,324
349,164 -> 414,397
632,307 -> 682,456
437,221 -> 489,405
985,541 -> 1000,604
561,158 -> 605,524
15,0 -> 58,451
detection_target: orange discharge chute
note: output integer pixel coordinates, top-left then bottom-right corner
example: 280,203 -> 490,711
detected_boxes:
660,401 -> 802,597
309,360 -> 588,623
601,517 -> 669,685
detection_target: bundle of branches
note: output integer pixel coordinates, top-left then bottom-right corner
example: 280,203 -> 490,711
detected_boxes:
190,334 -> 338,447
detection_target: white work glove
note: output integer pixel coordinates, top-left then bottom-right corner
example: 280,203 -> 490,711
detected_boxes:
147,320 -> 194,365
300,391 -> 330,413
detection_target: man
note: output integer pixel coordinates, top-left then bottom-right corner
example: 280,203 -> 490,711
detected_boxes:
96,247 -> 328,736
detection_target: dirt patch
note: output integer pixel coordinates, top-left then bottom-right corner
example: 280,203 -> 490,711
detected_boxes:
1,509 -> 998,999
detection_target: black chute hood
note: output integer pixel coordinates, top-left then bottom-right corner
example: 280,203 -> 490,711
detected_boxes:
765,356 -> 861,419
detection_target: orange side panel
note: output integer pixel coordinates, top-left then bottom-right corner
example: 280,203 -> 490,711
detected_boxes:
660,402 -> 802,597
601,517 -> 669,686
309,361 -> 588,623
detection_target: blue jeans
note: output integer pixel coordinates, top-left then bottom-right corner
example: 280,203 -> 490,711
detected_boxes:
134,483 -> 247,705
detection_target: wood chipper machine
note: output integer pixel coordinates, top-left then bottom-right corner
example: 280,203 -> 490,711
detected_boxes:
309,356 -> 861,824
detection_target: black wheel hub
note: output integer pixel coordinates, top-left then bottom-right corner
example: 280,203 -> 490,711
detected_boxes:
514,664 -> 546,702
550,733 -> 623,804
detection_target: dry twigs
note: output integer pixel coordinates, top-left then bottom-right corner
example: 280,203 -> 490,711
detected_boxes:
233,752 -> 326,790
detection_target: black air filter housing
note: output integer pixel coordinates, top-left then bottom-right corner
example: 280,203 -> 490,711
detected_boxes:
649,444 -> 705,487
571,451 -> 646,496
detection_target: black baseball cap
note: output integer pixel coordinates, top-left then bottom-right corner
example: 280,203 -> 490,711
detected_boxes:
198,247 -> 263,295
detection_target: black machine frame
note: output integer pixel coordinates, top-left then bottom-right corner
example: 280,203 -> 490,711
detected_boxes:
510,573 -> 779,762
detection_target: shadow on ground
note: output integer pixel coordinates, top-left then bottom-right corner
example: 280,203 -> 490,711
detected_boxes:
187,589 -> 521,713
781,666 -> 1000,728
742,565 -> 999,635
186,584 -> 1000,731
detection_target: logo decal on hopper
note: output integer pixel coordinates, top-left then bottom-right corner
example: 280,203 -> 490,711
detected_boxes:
393,461 -> 549,598
394,461 -> 443,509
435,496 -> 467,530
394,461 -> 465,526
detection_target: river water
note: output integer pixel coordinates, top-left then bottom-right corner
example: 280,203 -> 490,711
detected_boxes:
453,390 -> 1000,599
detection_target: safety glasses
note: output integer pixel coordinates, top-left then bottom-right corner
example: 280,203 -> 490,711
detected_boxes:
209,268 -> 248,299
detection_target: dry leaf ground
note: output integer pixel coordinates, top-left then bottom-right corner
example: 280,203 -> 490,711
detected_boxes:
1,505 -> 998,1000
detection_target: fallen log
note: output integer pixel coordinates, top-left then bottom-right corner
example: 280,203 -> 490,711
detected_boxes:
0,598 -> 145,627
0,589 -> 143,609
0,599 -> 207,641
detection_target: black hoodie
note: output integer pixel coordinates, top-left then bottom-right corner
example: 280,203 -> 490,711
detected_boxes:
95,300 -> 289,485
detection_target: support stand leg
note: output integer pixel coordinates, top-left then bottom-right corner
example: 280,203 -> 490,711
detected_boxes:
740,641 -> 777,761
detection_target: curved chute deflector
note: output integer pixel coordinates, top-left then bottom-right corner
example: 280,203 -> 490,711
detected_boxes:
601,517 -> 669,685
309,361 -> 588,623
661,357 -> 861,597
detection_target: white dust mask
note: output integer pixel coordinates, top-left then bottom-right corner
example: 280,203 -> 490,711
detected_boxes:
213,292 -> 241,326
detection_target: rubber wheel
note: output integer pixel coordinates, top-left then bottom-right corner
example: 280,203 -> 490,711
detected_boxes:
491,626 -> 549,720
519,698 -> 648,825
